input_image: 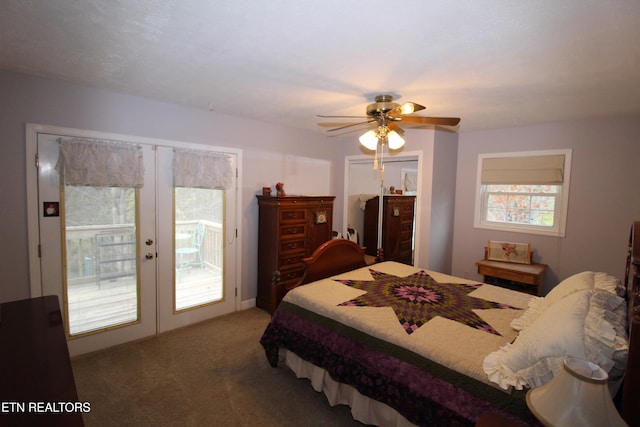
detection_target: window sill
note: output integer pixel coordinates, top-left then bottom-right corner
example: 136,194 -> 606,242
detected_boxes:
474,221 -> 565,237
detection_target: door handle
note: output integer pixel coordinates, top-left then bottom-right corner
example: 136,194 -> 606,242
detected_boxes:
145,252 -> 154,259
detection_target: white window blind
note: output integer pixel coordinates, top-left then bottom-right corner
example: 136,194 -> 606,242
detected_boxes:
55,138 -> 144,188
173,149 -> 233,189
481,154 -> 565,185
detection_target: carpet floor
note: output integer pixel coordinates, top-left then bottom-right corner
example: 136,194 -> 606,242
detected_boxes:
72,307 -> 364,426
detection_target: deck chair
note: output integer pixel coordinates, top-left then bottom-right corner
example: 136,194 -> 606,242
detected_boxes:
176,223 -> 205,273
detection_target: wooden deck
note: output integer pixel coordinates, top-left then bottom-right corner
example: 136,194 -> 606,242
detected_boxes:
66,268 -> 223,335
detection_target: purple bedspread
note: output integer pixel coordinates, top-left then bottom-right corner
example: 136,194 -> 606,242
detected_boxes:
260,301 -> 540,427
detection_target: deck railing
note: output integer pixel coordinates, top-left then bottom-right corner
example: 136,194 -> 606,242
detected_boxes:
65,221 -> 223,285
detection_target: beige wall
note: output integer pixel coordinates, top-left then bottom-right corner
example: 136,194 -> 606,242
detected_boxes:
452,116 -> 640,293
0,70 -> 341,304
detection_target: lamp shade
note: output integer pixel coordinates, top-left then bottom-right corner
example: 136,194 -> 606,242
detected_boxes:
526,358 -> 627,427
359,130 -> 378,150
387,130 -> 405,150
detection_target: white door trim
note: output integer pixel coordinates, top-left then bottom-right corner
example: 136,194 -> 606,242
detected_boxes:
343,151 -> 423,264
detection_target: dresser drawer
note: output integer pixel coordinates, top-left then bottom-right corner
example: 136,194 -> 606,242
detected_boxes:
279,238 -> 306,254
476,259 -> 547,296
274,272 -> 305,306
478,265 -> 536,285
278,267 -> 304,283
400,214 -> 413,223
280,209 -> 307,224
399,239 -> 413,252
279,223 -> 306,239
279,253 -> 305,270
400,222 -> 413,232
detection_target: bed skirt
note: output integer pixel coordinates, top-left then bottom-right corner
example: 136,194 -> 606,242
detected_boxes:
284,349 -> 416,427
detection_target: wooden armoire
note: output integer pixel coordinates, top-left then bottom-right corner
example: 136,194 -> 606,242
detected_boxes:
363,195 -> 415,265
256,195 -> 335,314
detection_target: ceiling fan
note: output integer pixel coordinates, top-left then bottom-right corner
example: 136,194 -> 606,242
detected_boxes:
317,94 -> 460,150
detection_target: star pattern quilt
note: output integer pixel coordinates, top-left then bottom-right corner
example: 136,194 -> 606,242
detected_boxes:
336,269 -> 518,335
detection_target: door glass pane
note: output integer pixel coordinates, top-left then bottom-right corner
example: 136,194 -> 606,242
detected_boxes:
64,186 -> 138,336
175,187 -> 224,311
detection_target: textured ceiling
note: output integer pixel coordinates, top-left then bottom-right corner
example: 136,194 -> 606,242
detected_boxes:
1,0 -> 639,135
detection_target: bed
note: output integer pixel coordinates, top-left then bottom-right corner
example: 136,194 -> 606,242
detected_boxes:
260,231 -> 639,426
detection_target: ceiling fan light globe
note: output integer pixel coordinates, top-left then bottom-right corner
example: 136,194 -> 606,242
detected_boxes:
359,130 -> 379,150
387,130 -> 405,149
400,103 -> 415,115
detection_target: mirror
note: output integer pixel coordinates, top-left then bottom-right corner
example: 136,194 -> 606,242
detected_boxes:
344,154 -> 419,261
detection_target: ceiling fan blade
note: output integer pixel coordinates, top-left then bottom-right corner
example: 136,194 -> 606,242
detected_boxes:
388,121 -> 405,135
317,114 -> 370,119
327,119 -> 376,132
387,102 -> 426,117
318,121 -> 363,127
399,116 -> 461,126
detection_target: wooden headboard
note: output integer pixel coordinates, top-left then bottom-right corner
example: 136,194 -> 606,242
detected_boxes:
287,239 -> 368,291
621,221 -> 640,426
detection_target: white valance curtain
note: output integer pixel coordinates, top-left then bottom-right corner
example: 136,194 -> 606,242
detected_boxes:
173,149 -> 233,189
481,154 -> 565,185
55,138 -> 144,187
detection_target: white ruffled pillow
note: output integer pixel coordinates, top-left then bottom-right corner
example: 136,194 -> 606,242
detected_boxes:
484,288 -> 628,390
545,271 -> 595,303
594,271 -> 626,297
584,291 -> 629,380
508,296 -> 545,332
510,271 -> 622,331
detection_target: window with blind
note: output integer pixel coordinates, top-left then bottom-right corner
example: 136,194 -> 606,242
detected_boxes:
474,149 -> 572,237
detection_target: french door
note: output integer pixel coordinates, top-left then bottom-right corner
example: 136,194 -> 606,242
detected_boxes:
29,125 -> 239,357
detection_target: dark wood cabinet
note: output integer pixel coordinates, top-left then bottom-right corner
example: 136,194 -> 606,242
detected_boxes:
363,195 -> 415,264
0,296 -> 84,426
256,195 -> 335,314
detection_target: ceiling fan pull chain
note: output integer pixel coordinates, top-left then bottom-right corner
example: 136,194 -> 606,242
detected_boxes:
373,144 -> 379,171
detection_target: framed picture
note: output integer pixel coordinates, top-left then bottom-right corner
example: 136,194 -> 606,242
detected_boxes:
487,241 -> 531,264
401,168 -> 417,194
314,210 -> 327,224
43,201 -> 60,217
